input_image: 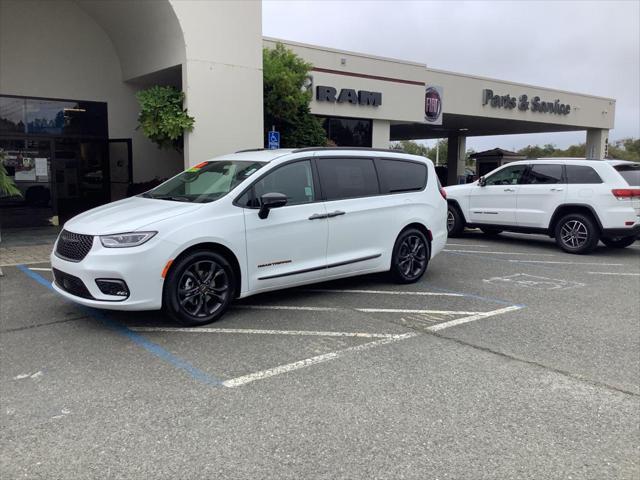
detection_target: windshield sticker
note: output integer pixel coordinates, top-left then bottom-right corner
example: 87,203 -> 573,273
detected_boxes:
187,161 -> 209,172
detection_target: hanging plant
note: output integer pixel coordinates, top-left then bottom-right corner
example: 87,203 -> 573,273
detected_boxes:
136,86 -> 195,152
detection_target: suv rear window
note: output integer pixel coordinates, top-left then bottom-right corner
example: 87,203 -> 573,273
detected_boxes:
614,163 -> 640,186
316,158 -> 379,200
523,164 -> 563,184
565,165 -> 603,184
376,159 -> 427,193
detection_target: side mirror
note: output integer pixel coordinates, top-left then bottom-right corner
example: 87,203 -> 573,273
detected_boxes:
479,176 -> 486,187
258,192 -> 288,219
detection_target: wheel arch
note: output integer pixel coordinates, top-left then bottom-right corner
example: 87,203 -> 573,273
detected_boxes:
163,242 -> 242,299
447,199 -> 467,223
548,204 -> 603,237
398,222 -> 433,257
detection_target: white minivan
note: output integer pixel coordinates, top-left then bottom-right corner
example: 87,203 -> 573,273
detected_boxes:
51,148 -> 447,325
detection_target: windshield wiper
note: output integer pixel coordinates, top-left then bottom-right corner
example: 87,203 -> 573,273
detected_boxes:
158,195 -> 193,202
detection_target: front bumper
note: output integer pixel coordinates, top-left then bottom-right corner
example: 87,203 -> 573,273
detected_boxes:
50,236 -> 169,311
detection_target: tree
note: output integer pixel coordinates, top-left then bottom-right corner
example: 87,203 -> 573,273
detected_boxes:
263,43 -> 327,148
136,86 -> 195,153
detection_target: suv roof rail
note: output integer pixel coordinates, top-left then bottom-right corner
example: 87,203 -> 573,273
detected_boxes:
292,146 -> 406,154
235,148 -> 267,153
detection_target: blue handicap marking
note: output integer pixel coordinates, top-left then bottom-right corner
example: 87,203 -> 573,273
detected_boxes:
268,131 -> 280,150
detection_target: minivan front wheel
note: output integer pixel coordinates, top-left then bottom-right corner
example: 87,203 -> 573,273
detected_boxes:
163,250 -> 234,326
390,228 -> 430,284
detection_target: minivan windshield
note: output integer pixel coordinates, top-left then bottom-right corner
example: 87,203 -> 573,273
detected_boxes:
614,163 -> 640,186
142,161 -> 265,203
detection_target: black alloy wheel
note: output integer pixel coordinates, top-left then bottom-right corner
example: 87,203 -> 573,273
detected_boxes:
601,236 -> 637,248
390,228 -> 430,284
447,205 -> 465,237
163,251 -> 234,326
554,213 -> 600,254
480,227 -> 503,236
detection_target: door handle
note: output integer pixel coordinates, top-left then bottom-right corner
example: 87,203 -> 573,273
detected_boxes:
327,210 -> 346,218
550,188 -> 564,192
308,213 -> 328,220
504,188 -> 515,192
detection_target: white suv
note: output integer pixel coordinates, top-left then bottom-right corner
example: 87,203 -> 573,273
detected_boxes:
51,148 -> 447,325
445,159 -> 640,254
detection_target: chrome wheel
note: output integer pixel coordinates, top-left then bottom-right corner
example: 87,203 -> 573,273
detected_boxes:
447,210 -> 455,233
560,220 -> 588,249
178,260 -> 229,318
397,234 -> 427,279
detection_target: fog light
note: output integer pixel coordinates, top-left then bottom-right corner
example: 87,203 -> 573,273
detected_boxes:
95,279 -> 130,298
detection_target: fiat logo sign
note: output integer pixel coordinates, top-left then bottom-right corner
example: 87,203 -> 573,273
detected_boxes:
425,86 -> 442,123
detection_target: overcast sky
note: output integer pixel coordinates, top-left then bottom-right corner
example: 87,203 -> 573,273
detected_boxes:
263,0 -> 640,152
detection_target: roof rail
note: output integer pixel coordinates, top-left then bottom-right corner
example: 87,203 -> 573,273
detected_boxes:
292,146 -> 406,154
235,148 -> 267,153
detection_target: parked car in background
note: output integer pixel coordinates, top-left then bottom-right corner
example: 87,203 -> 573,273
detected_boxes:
445,158 -> 640,254
50,147 -> 447,325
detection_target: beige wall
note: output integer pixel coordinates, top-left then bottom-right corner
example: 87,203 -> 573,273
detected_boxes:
0,0 -> 183,182
172,0 -> 264,165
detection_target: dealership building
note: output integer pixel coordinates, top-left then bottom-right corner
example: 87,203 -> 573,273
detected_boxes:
0,0 -> 616,228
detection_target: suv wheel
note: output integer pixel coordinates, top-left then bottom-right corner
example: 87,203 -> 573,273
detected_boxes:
447,205 -> 465,237
390,228 -> 430,284
601,236 -> 637,248
554,213 -> 600,254
163,250 -> 235,326
480,227 -> 503,236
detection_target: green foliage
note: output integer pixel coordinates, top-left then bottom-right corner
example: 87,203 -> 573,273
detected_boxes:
517,138 -> 639,161
263,43 -> 327,148
136,86 -> 195,152
608,138 -> 640,161
0,150 -> 21,198
391,139 -> 449,165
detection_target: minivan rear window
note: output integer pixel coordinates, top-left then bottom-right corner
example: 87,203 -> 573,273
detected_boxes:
565,165 -> 603,184
614,163 -> 640,186
316,158 -> 379,201
376,159 -> 427,193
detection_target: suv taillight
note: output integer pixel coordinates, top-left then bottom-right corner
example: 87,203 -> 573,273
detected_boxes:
439,187 -> 447,199
612,188 -> 640,200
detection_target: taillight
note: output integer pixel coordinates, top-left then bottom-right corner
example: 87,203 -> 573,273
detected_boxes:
439,187 -> 447,199
612,189 -> 640,199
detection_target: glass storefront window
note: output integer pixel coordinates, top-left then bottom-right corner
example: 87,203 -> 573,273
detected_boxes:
320,116 -> 372,147
0,96 -> 27,134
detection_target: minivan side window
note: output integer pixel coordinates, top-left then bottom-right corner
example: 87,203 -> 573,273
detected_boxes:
484,165 -> 527,186
522,164 -> 563,184
566,165 -> 603,184
316,158 -> 379,201
376,159 -> 427,193
248,160 -> 316,206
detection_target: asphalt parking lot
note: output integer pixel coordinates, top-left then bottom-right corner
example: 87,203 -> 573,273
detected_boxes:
1,232 -> 639,479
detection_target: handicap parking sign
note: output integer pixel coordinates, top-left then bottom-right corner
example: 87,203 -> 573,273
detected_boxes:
268,131 -> 280,150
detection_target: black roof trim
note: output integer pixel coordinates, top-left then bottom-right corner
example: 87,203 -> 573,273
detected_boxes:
292,147 -> 406,154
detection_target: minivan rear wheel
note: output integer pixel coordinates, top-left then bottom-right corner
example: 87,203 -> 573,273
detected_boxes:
163,250 -> 235,326
390,228 -> 430,284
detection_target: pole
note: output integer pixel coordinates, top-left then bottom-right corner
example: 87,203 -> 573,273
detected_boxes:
435,140 -> 440,166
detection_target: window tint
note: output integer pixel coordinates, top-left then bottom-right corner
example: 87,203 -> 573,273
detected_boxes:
376,159 -> 427,193
484,165 -> 527,186
252,160 -> 315,206
566,165 -> 603,184
614,164 -> 640,186
523,164 -> 563,184
316,158 -> 379,200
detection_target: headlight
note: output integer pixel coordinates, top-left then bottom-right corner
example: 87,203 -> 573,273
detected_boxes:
100,231 -> 157,248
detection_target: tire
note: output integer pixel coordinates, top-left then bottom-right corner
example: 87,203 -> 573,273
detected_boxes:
447,205 -> 465,237
480,227 -> 503,236
390,228 -> 430,284
163,250 -> 235,326
601,236 -> 637,248
554,213 -> 600,254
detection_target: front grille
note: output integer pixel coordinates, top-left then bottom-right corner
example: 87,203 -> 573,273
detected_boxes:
55,230 -> 94,262
53,268 -> 94,299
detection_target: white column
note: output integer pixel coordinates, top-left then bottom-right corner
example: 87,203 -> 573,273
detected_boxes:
586,129 -> 609,159
371,120 -> 390,149
446,135 -> 467,186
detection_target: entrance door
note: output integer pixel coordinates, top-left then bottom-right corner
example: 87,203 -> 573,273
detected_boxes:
468,164 -> 527,225
109,139 -> 132,201
0,138 -> 55,228
54,139 -> 109,223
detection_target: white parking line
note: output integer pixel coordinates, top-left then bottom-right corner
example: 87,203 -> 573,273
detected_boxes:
357,308 -> 482,315
427,305 -> 523,332
509,260 -> 624,266
587,271 -> 640,276
445,249 -> 555,256
446,243 -> 489,247
28,267 -> 52,271
238,305 -> 483,315
302,288 -> 464,297
221,332 -> 418,388
130,326 -> 400,339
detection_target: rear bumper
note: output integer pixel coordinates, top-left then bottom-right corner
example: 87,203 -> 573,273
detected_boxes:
602,225 -> 640,239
